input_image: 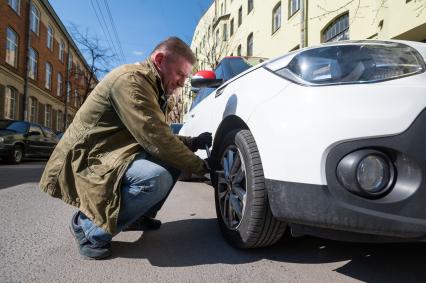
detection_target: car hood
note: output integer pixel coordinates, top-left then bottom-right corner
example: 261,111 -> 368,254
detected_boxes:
0,130 -> 25,139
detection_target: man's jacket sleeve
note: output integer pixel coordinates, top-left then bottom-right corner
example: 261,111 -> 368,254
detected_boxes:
109,71 -> 206,175
176,135 -> 196,151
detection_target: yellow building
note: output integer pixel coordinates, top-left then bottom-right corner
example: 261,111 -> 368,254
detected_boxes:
181,0 -> 426,120
192,0 -> 426,71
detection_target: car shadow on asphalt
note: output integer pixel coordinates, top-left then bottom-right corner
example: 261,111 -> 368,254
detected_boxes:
112,218 -> 426,282
0,160 -> 45,190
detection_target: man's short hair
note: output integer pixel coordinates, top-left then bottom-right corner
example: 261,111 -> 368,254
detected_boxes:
152,37 -> 196,65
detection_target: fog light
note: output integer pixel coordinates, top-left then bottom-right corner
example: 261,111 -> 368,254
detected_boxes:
356,155 -> 390,193
336,149 -> 395,198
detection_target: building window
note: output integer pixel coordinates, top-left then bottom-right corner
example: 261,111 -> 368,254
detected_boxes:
322,13 -> 349,42
45,105 -> 52,128
5,86 -> 17,120
8,0 -> 20,14
29,97 -> 37,123
57,110 -> 63,131
74,90 -> 79,107
6,27 -> 18,67
57,73 -> 63,97
75,64 -> 80,80
59,40 -> 65,62
66,82 -> 71,103
221,2 -> 224,15
247,33 -> 253,56
45,62 -> 52,89
289,0 -> 300,18
28,48 -> 38,80
223,23 -> 228,41
30,3 -> 40,35
68,52 -> 73,71
272,2 -> 282,34
248,0 -> 254,14
237,44 -> 242,56
47,25 -> 54,50
238,6 -> 242,26
230,18 -> 234,36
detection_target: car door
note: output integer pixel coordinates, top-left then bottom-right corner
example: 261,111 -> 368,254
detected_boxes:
41,127 -> 59,156
26,124 -> 45,157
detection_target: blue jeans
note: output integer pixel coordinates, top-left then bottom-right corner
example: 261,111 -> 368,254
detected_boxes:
78,152 -> 174,248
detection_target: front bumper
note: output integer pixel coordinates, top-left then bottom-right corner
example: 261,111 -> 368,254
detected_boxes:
266,108 -> 426,241
0,144 -> 14,157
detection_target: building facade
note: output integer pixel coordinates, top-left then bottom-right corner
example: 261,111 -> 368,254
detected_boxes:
192,0 -> 426,71
0,0 -> 95,132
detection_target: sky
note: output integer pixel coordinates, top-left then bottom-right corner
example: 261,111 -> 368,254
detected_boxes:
49,0 -> 213,69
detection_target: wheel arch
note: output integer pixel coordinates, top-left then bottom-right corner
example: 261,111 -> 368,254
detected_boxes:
13,141 -> 25,150
212,115 -> 249,161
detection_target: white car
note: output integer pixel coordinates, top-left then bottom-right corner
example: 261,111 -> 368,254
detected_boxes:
180,40 -> 426,248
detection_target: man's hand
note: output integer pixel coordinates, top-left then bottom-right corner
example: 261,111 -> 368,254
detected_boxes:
192,132 -> 212,151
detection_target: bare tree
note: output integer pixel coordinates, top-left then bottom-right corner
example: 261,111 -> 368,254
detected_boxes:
68,24 -> 117,102
312,0 -> 424,23
193,11 -> 241,71
414,0 -> 426,17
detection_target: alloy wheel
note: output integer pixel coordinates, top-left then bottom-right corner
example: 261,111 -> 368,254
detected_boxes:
14,147 -> 23,163
217,145 -> 247,230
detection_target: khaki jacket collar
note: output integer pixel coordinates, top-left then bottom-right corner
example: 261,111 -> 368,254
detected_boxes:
145,58 -> 168,113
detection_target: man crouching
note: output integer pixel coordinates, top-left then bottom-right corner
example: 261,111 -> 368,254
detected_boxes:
39,37 -> 211,259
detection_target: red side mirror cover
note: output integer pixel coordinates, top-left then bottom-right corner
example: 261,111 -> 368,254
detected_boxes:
193,70 -> 216,79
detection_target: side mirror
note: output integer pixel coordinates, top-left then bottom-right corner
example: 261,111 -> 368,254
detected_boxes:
27,131 -> 40,136
191,70 -> 223,88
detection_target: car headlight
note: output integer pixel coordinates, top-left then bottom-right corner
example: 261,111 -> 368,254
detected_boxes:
265,42 -> 425,86
0,137 -> 4,143
336,149 -> 395,198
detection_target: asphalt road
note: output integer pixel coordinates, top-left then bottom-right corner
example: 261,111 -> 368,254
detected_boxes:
1,161 -> 426,282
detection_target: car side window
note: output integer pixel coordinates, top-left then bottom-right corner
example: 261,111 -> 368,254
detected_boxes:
29,125 -> 44,137
42,127 -> 57,139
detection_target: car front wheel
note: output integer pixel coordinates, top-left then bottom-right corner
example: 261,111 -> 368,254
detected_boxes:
213,129 -> 287,248
8,145 -> 24,164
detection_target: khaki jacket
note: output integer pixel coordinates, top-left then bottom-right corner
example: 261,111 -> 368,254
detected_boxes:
39,59 -> 206,234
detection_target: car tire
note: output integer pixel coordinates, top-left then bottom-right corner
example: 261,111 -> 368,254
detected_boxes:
212,129 -> 287,248
8,145 -> 24,164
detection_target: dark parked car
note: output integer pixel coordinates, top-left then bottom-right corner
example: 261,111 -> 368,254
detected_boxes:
56,131 -> 64,140
0,120 -> 58,163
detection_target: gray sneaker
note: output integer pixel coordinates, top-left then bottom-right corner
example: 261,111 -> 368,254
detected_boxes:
70,212 -> 112,260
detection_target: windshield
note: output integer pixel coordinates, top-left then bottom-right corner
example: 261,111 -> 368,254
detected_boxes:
228,57 -> 266,77
0,121 -> 28,133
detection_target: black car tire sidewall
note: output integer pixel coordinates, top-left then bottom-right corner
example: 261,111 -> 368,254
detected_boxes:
213,129 -> 268,248
11,145 -> 23,164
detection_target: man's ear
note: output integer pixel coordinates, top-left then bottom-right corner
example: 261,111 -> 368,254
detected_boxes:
153,52 -> 165,68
